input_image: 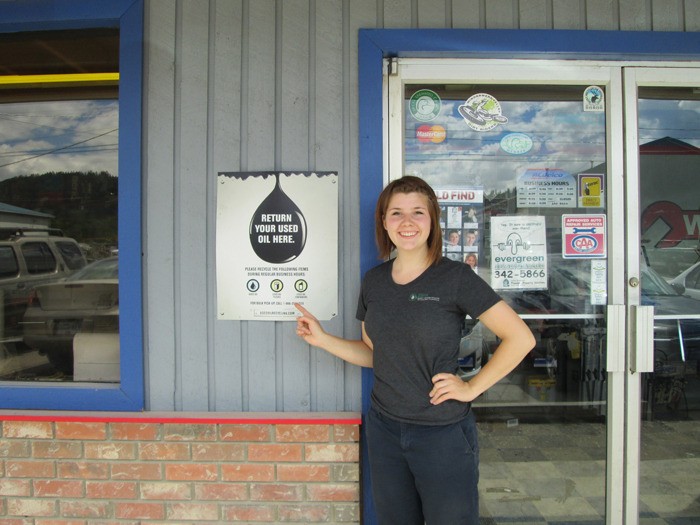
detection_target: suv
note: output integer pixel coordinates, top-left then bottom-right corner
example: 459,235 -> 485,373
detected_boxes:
0,229 -> 86,346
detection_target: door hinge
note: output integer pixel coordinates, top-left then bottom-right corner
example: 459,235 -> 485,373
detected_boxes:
387,57 -> 398,76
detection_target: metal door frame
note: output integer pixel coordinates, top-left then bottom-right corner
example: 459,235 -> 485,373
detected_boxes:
622,66 -> 700,524
385,58 -> 626,524
384,59 -> 700,525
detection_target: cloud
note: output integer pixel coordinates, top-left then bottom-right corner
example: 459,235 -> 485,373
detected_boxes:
405,97 -> 605,192
0,99 -> 118,181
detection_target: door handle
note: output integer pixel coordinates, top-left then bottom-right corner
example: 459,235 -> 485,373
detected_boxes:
606,305 -> 625,373
630,305 -> 654,374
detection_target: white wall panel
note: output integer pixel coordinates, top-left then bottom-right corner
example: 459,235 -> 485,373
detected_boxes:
620,0 -> 651,30
689,1 -> 700,30
278,0 -> 313,411
452,0 -> 484,28
143,0 -> 697,412
144,0 -> 177,410
210,0 -> 244,411
313,0 -> 351,411
485,0 -> 518,28
520,0 -> 552,29
244,0 -> 278,411
418,0 -> 449,27
652,0 -> 685,30
553,0 -> 585,29
586,0 -> 620,30
384,0 -> 412,28
176,0 -> 211,411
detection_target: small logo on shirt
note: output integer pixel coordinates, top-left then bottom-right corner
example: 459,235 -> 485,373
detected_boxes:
409,293 -> 440,302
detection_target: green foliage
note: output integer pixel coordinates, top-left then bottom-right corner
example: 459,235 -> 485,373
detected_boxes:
0,171 -> 118,250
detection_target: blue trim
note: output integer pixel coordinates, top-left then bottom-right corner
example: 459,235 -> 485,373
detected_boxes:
359,28 -> 700,60
358,27 -> 700,525
0,0 -> 133,31
0,0 -> 144,411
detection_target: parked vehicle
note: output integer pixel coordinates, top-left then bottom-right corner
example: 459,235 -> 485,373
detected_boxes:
505,260 -> 700,364
0,229 -> 86,346
641,263 -> 700,364
22,256 -> 118,372
669,261 -> 700,301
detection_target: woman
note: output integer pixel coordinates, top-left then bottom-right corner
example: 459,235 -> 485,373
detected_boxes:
295,176 -> 534,525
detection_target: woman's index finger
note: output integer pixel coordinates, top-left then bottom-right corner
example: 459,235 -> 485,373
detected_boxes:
293,302 -> 311,317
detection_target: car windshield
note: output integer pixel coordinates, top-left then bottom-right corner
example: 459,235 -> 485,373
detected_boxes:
641,266 -> 679,297
66,258 -> 118,281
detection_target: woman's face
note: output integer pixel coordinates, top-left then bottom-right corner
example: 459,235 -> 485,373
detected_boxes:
383,192 -> 432,255
448,231 -> 460,245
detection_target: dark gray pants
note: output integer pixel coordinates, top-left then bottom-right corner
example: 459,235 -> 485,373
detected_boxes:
366,405 -> 479,525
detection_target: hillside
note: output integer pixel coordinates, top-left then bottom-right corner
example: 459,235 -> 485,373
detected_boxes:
0,171 -> 118,258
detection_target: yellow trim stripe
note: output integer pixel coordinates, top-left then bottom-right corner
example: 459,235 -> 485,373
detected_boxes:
0,73 -> 119,87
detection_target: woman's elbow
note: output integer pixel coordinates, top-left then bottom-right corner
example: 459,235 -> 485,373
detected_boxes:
524,330 -> 536,352
506,323 -> 536,355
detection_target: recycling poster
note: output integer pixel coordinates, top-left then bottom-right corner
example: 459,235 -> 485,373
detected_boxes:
216,171 -> 338,321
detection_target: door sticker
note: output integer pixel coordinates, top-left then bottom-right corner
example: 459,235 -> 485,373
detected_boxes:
500,132 -> 533,155
458,93 -> 508,132
562,214 -> 606,259
435,187 -> 483,272
583,85 -> 604,112
491,216 -> 547,290
578,173 -> 604,208
416,124 -> 446,143
517,168 -> 577,208
409,89 -> 442,122
590,259 -> 607,305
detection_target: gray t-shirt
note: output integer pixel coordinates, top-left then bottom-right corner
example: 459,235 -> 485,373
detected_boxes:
356,257 -> 501,425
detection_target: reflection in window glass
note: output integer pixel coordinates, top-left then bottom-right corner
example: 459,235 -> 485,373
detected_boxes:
639,91 -> 700,281
0,30 -> 118,383
403,84 -> 608,419
638,90 -> 700,422
404,84 -> 607,314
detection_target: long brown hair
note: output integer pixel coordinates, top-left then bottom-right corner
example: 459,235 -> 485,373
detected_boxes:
374,176 -> 443,264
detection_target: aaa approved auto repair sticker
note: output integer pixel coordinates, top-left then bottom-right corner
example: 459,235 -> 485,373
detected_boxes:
562,214 -> 606,259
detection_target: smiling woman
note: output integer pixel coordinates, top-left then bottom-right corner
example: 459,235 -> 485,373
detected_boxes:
0,28 -> 120,383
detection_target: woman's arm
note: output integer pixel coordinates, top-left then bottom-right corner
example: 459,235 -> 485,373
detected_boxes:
294,303 -> 374,368
430,300 -> 535,405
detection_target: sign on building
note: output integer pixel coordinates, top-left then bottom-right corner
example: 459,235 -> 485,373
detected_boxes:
216,171 -> 338,321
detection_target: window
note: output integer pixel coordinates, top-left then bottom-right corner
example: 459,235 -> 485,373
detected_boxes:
0,246 -> 18,278
22,242 -> 58,274
0,0 -> 143,410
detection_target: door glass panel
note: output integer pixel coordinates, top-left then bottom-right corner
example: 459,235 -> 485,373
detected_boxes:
403,83 -> 608,523
638,87 -> 700,521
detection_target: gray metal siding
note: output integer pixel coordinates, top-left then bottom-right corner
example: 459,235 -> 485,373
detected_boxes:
142,0 -> 699,411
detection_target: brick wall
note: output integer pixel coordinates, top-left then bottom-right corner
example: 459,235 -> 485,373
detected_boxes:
0,411 -> 361,524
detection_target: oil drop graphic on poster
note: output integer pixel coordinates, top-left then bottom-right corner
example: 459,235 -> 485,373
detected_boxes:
249,173 -> 307,264
216,171 -> 338,321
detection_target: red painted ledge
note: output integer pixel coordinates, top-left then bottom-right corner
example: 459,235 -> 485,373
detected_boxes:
0,410 -> 362,425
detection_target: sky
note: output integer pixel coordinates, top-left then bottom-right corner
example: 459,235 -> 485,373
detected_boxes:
405,95 -> 606,192
0,99 -> 118,183
403,91 -> 700,194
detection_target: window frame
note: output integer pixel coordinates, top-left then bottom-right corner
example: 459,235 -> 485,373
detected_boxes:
0,0 -> 143,410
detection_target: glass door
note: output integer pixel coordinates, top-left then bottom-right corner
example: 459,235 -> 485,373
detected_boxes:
623,68 -> 700,524
388,59 -> 626,524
